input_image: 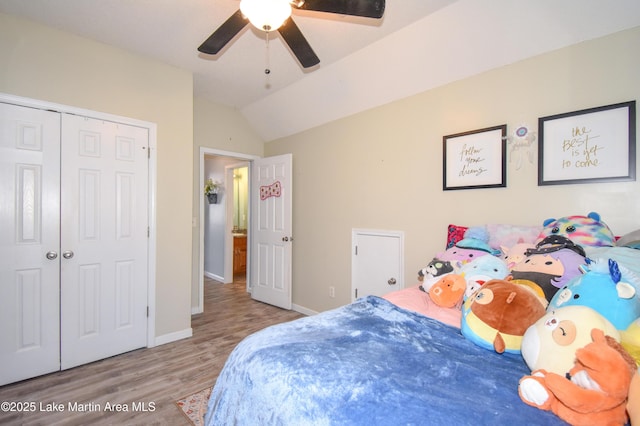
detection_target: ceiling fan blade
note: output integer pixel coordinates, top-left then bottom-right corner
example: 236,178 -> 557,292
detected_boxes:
278,18 -> 320,68
297,0 -> 385,19
198,9 -> 248,54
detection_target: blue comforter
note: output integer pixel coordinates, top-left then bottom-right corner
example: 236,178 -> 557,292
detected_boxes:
205,296 -> 566,425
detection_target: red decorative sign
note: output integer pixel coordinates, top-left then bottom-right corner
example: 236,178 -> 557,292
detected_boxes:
260,180 -> 282,200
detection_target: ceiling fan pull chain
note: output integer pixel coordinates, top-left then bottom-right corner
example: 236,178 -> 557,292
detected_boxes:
264,32 -> 271,76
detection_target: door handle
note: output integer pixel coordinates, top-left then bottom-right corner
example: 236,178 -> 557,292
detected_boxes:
46,251 -> 58,260
388,278 -> 397,285
62,250 -> 75,259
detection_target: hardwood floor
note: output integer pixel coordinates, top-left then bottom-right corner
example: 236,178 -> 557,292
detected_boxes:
0,277 -> 304,425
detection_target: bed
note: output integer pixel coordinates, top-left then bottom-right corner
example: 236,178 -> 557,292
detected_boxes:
204,222 -> 639,426
204,295 -> 565,425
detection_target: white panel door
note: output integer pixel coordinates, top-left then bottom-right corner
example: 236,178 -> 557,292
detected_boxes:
60,114 -> 149,369
352,230 -> 404,301
0,103 -> 61,386
250,154 -> 292,309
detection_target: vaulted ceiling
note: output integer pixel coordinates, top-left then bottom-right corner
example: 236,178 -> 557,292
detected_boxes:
1,0 -> 639,141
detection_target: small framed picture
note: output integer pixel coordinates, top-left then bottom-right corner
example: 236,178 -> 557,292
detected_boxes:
443,125 -> 507,190
538,101 -> 636,185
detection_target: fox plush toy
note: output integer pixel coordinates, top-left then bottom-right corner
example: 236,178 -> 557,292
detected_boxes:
519,328 -> 637,426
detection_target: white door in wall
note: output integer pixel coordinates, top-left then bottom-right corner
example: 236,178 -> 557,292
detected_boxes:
250,154 -> 292,309
0,103 -> 149,385
0,103 -> 62,385
352,229 -> 404,301
60,114 -> 149,369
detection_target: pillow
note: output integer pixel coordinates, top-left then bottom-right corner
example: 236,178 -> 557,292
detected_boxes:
487,223 -> 541,250
446,224 -> 468,249
383,285 -> 462,328
617,229 -> 640,249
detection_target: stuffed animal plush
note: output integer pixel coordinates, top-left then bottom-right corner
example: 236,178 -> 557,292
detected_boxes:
629,369 -> 640,426
461,278 -> 547,354
458,255 -> 510,300
519,328 -> 637,426
521,305 -> 620,376
510,235 -> 586,302
548,258 -> 640,330
622,318 -> 640,366
428,274 -> 466,308
436,226 -> 501,267
501,240 -> 535,270
417,258 -> 454,292
536,211 -> 616,248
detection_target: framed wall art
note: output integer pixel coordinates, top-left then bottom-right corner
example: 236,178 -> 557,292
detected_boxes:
538,100 -> 636,186
442,124 -> 507,191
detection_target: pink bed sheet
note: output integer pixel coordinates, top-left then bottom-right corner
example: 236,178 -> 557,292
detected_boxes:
382,284 -> 462,328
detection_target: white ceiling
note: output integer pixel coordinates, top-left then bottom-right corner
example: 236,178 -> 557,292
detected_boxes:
1,0 -> 639,141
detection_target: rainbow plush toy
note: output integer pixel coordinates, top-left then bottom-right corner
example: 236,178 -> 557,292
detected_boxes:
536,211 -> 615,247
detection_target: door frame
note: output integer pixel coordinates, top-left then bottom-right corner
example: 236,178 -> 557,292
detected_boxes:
0,92 -> 158,347
197,147 -> 259,314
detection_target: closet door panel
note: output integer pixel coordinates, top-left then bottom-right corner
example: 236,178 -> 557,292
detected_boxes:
1,102 -> 151,384
0,103 -> 61,386
60,114 -> 149,370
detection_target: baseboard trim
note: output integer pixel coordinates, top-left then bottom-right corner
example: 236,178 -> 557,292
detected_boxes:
153,327 -> 193,347
292,303 -> 317,316
204,271 -> 224,282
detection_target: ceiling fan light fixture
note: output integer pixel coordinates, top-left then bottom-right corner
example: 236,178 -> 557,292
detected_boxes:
240,0 -> 292,32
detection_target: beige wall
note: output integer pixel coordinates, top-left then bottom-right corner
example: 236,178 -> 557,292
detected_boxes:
191,97 -> 263,308
0,13 -> 194,339
5,10 -> 638,324
265,27 -> 640,313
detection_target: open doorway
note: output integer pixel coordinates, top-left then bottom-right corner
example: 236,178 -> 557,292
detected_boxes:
196,148 -> 259,314
225,163 -> 249,284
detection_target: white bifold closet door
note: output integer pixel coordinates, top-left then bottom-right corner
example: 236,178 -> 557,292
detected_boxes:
59,113 -> 149,370
0,103 -> 149,386
0,103 -> 62,386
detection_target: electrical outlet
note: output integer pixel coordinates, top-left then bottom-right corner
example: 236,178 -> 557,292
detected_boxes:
329,286 -> 335,298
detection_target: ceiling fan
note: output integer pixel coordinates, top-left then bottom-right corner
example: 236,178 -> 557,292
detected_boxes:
198,0 -> 386,68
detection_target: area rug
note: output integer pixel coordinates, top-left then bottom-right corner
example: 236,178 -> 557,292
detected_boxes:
176,387 -> 212,426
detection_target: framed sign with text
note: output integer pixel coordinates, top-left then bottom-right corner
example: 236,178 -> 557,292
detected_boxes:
538,101 -> 636,186
443,125 -> 507,191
